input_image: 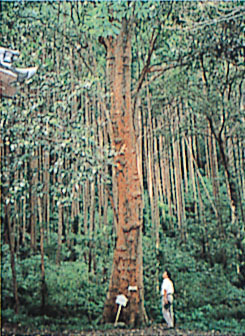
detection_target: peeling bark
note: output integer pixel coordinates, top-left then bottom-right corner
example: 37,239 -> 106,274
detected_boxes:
101,20 -> 147,327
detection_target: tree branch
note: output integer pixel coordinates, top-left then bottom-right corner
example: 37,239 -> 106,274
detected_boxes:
132,61 -> 189,97
132,29 -> 160,114
132,4 -> 173,113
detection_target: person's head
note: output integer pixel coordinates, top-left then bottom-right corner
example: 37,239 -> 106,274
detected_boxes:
163,269 -> 171,280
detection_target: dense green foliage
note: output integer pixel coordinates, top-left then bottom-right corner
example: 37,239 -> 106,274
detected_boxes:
1,1 -> 244,334
2,216 -> 245,333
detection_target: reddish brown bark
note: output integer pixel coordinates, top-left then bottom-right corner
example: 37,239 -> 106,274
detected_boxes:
101,20 -> 147,327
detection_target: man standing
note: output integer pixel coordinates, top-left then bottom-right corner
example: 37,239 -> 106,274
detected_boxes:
161,269 -> 174,329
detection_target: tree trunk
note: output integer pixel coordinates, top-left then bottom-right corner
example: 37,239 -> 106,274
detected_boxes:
208,128 -> 224,234
208,117 -> 238,223
172,106 -> 185,240
5,202 -> 19,314
30,150 -> 37,252
56,191 -> 63,266
89,179 -> 96,273
145,87 -> 155,241
22,160 -> 28,245
38,196 -> 46,312
101,20 -> 147,327
185,137 -> 218,217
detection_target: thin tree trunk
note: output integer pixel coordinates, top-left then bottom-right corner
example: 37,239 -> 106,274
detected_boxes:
235,137 -> 245,223
159,137 -> 165,202
159,115 -> 173,226
180,103 -> 188,195
56,194 -> 63,266
55,44 -> 63,266
172,107 -> 185,240
38,196 -> 46,312
22,160 -> 28,245
101,102 -> 109,229
169,109 -> 176,220
145,86 -> 155,240
205,134 -> 211,179
70,47 -> 80,238
83,180 -> 89,235
208,117 -> 238,223
208,127 -> 224,235
187,134 -> 198,218
196,172 -> 211,264
44,146 -> 50,243
89,179 -> 96,273
6,203 -> 19,314
187,113 -> 198,217
145,86 -> 160,287
30,150 -> 37,252
2,132 -> 19,313
185,137 -> 218,217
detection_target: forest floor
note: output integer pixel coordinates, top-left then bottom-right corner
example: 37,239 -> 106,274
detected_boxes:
2,323 -> 243,336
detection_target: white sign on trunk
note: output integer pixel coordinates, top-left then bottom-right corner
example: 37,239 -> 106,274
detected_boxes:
128,286 -> 138,291
116,294 -> 128,307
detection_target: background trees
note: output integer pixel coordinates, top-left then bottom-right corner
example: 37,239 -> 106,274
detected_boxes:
1,1 -> 244,333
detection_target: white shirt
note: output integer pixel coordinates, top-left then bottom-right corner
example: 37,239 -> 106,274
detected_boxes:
161,278 -> 174,296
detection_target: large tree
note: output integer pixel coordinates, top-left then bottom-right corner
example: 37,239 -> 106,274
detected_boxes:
97,2 -> 174,325
100,18 -> 147,326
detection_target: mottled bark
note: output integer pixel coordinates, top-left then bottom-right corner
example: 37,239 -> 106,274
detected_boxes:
101,20 -> 147,327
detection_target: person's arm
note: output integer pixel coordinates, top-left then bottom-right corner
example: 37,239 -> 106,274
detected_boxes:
164,289 -> 168,304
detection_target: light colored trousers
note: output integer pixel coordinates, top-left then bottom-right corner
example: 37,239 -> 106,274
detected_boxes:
162,294 -> 174,328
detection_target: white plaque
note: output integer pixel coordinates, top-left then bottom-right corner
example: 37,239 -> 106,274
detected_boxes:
128,286 -> 138,291
116,294 -> 128,307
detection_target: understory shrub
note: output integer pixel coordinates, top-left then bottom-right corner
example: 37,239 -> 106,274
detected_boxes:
143,234 -> 245,334
2,226 -> 244,334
